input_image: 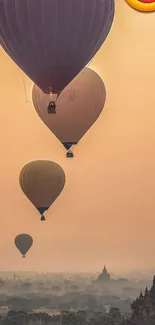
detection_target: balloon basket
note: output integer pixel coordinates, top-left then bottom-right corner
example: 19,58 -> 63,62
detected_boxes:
22,255 -> 26,258
47,101 -> 56,114
41,215 -> 46,221
66,150 -> 74,158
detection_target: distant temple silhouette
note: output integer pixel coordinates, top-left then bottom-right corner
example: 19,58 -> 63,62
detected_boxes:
131,275 -> 155,321
96,265 -> 111,282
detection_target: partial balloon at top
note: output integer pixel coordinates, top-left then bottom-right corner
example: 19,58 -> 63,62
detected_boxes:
0,0 -> 115,95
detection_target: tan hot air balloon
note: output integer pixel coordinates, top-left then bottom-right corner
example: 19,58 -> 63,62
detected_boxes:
14,234 -> 33,258
19,160 -> 66,221
32,67 -> 106,158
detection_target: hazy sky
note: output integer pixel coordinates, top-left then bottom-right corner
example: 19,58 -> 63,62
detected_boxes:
0,0 -> 155,274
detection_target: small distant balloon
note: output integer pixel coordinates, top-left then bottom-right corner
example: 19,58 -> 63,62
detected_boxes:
32,67 -> 106,157
14,234 -> 33,258
19,160 -> 66,221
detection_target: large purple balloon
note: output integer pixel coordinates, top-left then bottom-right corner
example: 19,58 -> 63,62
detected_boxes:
0,0 -> 114,94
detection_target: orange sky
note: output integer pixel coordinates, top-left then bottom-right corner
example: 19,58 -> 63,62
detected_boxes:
0,0 -> 155,274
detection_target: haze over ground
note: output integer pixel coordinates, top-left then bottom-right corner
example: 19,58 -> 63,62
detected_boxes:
0,0 -> 155,274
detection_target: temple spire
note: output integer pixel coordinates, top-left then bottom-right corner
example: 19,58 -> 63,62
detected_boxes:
139,291 -> 143,299
145,287 -> 149,296
103,265 -> 107,273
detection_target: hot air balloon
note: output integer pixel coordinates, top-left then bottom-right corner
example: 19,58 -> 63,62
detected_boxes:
19,160 -> 65,221
32,67 -> 106,157
14,234 -> 33,258
0,0 -> 114,97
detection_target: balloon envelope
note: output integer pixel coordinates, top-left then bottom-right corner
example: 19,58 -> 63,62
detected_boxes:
0,0 -> 114,94
15,234 -> 33,257
32,67 -> 106,151
19,160 -> 65,220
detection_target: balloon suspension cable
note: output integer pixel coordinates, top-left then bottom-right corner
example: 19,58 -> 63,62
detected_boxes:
22,75 -> 31,104
22,255 -> 26,258
41,215 -> 46,221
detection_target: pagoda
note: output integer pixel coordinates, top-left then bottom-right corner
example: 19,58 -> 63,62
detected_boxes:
96,265 -> 111,282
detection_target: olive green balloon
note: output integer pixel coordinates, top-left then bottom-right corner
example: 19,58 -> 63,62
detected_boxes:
19,160 -> 66,221
15,234 -> 33,258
